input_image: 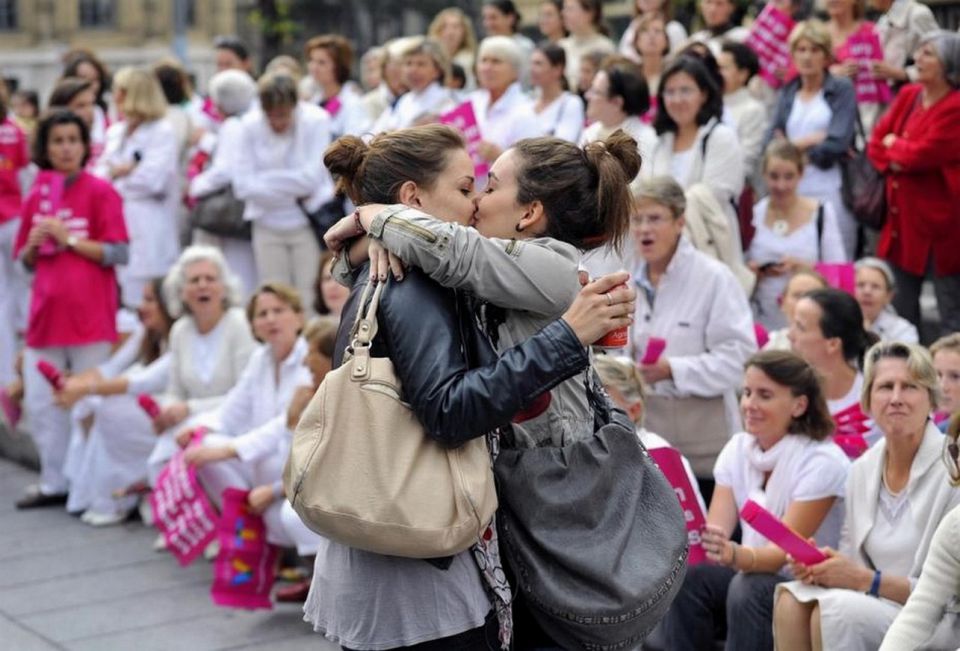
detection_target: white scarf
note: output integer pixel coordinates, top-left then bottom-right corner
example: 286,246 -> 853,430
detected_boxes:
742,434 -> 810,548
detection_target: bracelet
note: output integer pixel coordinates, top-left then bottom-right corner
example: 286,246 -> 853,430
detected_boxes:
353,209 -> 365,234
867,569 -> 882,598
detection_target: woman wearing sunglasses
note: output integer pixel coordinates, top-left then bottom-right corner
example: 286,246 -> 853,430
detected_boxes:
879,412 -> 960,648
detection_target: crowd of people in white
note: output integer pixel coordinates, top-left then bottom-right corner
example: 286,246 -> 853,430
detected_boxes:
1,0 -> 960,648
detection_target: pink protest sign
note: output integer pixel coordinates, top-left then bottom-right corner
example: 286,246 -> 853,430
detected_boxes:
831,402 -> 871,458
211,488 -> 278,610
815,262 -> 855,295
649,447 -> 707,565
747,4 -> 795,89
150,450 -> 218,566
439,101 -> 490,178
836,24 -> 891,105
741,499 -> 828,565
640,337 -> 667,365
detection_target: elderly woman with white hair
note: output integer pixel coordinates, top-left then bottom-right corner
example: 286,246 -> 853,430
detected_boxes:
372,37 -> 455,132
470,35 -> 535,165
868,30 -> 960,338
773,341 -> 960,651
854,257 -> 919,344
188,69 -> 259,296
146,245 -> 255,489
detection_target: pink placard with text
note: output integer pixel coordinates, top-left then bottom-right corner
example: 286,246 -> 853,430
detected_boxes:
439,101 -> 490,179
649,447 -> 707,565
747,4 -> 795,89
150,450 -> 218,566
836,26 -> 892,105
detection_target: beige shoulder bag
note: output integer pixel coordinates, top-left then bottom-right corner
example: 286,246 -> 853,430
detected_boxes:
283,280 -> 497,558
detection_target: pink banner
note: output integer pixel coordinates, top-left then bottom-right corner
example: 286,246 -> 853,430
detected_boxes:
211,488 -> 278,610
150,450 -> 218,566
439,101 -> 490,179
747,4 -> 795,89
741,499 -> 828,565
832,402 -> 871,458
836,25 -> 891,105
649,447 -> 707,565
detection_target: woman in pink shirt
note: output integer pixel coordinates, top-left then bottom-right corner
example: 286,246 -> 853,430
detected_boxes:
13,110 -> 129,509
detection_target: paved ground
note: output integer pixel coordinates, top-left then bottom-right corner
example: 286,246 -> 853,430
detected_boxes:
0,458 -> 338,651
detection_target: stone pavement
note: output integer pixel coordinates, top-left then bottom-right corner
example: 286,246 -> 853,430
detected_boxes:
0,457 -> 339,651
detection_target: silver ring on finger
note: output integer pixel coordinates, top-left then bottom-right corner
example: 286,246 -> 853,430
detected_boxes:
606,293 -> 613,306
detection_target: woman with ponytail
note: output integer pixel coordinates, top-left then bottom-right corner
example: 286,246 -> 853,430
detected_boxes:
788,287 -> 882,451
303,125 -> 636,650
323,130 -> 644,647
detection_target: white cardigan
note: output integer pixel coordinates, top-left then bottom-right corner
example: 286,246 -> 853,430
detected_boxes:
163,307 -> 256,416
880,503 -> 960,650
841,422 -> 960,585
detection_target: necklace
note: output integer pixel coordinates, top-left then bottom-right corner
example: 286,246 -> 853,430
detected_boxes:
767,200 -> 799,237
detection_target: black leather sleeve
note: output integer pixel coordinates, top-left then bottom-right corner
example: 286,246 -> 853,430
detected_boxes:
339,269 -> 589,447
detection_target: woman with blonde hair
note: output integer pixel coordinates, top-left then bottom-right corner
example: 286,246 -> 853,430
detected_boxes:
372,37 -> 455,132
764,21 -> 858,260
429,8 -> 479,89
95,66 -> 179,307
774,341 -> 960,651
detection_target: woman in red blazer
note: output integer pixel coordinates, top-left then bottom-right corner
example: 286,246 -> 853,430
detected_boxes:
867,31 -> 960,338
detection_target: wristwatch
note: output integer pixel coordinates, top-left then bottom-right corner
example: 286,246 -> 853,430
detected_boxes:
66,235 -> 78,250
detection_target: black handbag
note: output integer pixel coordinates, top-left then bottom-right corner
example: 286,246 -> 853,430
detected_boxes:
190,185 -> 251,240
840,113 -> 886,230
494,376 -> 688,651
297,195 -> 347,249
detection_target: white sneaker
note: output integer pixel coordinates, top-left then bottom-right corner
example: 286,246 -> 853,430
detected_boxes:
138,499 -> 153,526
84,511 -> 127,527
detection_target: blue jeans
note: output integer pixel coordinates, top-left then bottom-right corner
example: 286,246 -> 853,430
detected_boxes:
662,563 -> 785,651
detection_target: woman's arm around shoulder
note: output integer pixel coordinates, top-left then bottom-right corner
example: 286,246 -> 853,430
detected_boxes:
366,205 -> 582,319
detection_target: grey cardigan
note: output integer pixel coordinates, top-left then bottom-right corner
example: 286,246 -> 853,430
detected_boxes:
764,73 -> 857,170
343,205 -> 591,449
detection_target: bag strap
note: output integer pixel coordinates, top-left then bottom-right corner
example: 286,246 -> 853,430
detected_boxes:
348,280 -> 385,380
853,110 -> 868,152
816,202 -> 825,262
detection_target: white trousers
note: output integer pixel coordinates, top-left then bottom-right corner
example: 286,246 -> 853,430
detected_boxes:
196,433 -> 322,554
23,343 -> 112,494
251,223 -> 320,317
64,394 -> 156,515
0,219 -> 30,384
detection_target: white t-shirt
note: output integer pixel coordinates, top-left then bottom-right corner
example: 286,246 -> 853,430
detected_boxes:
786,91 -> 841,194
669,147 -> 696,185
713,432 -> 850,553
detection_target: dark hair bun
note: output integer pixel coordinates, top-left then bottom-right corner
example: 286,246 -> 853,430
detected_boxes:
600,129 -> 642,181
323,135 -> 369,204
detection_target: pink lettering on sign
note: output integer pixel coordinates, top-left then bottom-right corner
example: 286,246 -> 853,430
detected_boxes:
747,4 -> 795,89
150,447 -> 218,566
649,447 -> 707,565
439,101 -> 490,179
33,170 -> 66,256
836,25 -> 891,104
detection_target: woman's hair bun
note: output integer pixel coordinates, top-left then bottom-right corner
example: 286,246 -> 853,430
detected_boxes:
598,129 -> 642,181
323,135 -> 369,204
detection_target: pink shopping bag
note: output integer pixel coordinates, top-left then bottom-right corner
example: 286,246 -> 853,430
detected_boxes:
150,449 -> 219,566
210,487 -> 278,610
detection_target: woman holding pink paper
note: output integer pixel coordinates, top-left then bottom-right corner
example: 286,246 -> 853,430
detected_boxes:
774,341 -> 960,651
827,0 -> 889,129
13,110 -> 129,509
663,350 -> 848,651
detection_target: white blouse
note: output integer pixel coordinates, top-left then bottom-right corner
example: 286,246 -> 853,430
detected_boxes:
514,92 -> 585,143
786,91 -> 842,194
